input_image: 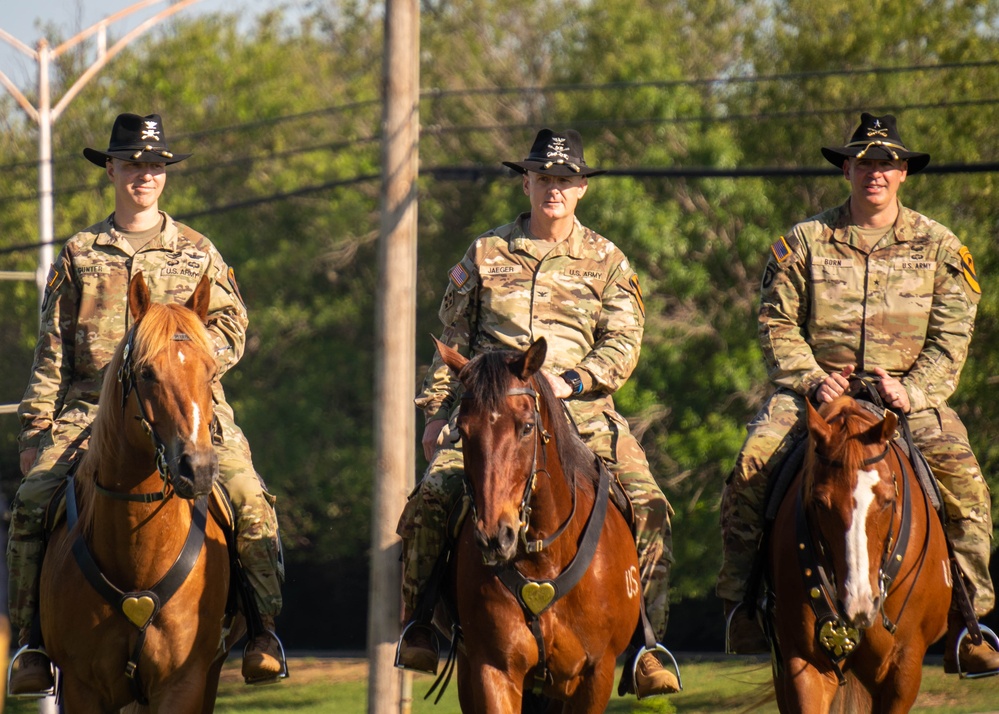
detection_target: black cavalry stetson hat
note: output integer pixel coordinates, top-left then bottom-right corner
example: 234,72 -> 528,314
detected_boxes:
821,112 -> 930,174
503,128 -> 605,177
83,113 -> 191,167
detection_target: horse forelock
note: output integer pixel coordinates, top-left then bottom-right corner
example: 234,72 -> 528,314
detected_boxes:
130,302 -> 213,368
805,398 -> 883,506
461,350 -> 598,486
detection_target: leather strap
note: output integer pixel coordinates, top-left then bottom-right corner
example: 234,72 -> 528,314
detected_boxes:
66,478 -> 209,704
495,458 -> 612,692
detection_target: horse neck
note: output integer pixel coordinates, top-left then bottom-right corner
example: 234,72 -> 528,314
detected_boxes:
82,454 -> 196,587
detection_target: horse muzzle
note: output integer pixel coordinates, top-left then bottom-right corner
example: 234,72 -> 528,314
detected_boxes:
168,447 -> 219,499
474,515 -> 519,565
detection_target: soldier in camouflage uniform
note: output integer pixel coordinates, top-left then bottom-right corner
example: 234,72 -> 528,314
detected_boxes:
8,114 -> 287,695
718,112 -> 999,675
395,129 -> 679,697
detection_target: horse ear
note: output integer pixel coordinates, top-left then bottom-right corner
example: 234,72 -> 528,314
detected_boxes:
513,337 -> 547,380
881,409 -> 898,439
128,272 -> 151,321
185,275 -> 212,324
865,409 -> 898,443
806,398 -> 833,448
433,336 -> 467,374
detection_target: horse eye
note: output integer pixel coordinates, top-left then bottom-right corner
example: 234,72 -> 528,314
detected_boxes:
521,422 -> 535,438
139,366 -> 157,382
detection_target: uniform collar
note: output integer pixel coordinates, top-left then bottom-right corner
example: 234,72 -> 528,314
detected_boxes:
509,212 -> 585,258
95,211 -> 181,253
831,199 -> 915,246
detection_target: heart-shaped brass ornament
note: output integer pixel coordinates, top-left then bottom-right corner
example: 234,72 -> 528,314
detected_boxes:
521,581 -> 556,615
122,595 -> 156,628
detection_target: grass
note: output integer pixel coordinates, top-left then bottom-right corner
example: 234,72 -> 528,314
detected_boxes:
4,654 -> 997,712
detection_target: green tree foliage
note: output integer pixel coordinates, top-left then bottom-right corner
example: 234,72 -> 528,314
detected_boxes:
1,0 -> 997,616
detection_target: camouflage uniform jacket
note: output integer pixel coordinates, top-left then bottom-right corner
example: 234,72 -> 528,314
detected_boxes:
760,199 -> 981,413
416,213 -> 646,425
18,212 -> 247,451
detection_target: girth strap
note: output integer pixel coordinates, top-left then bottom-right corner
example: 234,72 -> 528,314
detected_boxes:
66,478 -> 209,705
495,458 -> 611,692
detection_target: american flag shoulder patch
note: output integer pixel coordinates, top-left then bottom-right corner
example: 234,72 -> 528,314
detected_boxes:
770,236 -> 792,262
449,263 -> 469,288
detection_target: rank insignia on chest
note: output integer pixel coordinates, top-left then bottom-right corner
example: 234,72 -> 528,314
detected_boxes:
770,236 -> 792,262
449,263 -> 469,288
958,246 -> 981,294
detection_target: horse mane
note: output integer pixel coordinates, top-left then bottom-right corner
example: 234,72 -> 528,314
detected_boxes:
75,302 -> 214,534
803,396 -> 881,504
460,350 -> 600,486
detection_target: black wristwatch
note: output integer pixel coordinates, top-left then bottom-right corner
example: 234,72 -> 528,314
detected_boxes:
560,370 -> 584,396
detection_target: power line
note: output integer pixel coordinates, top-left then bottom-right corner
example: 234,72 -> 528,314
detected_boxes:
421,59 -> 999,98
1,57 -> 996,176
4,158 -> 999,256
4,91 -> 999,209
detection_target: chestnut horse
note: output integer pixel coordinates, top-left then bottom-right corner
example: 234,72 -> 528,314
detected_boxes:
38,273 -> 241,712
436,337 -> 644,713
767,396 -> 951,713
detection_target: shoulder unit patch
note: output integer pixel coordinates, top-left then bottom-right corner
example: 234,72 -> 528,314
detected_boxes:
958,246 -> 981,294
629,274 -> 645,318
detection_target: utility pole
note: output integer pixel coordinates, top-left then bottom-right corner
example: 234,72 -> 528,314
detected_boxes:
369,0 -> 420,712
0,0 -> 205,310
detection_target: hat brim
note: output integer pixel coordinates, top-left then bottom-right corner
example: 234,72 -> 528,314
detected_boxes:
821,146 -> 930,174
502,160 -> 605,177
83,147 -> 191,167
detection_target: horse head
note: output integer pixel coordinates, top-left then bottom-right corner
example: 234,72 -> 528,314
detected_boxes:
436,337 -> 551,565
804,396 -> 899,629
112,272 -> 220,499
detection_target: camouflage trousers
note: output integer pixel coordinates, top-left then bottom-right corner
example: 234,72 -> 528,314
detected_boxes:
397,408 -> 674,641
717,389 -> 995,616
7,399 -> 284,631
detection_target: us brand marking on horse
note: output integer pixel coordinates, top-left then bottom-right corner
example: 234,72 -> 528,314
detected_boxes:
625,566 -> 640,599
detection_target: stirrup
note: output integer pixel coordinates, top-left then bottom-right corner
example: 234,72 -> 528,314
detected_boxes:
394,621 -> 440,675
7,644 -> 57,699
242,630 -> 289,685
630,643 -> 682,700
724,600 -> 763,655
953,624 -> 999,679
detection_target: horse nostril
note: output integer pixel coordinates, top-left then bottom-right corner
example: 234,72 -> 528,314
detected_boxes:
498,523 -> 517,552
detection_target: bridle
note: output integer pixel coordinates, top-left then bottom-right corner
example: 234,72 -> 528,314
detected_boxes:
110,325 -> 220,503
461,382 -> 578,555
798,420 -> 923,684
452,377 -> 613,695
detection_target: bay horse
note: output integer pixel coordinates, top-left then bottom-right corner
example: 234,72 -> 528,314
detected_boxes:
435,337 -> 647,713
767,395 -> 951,713
38,272 -> 242,712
